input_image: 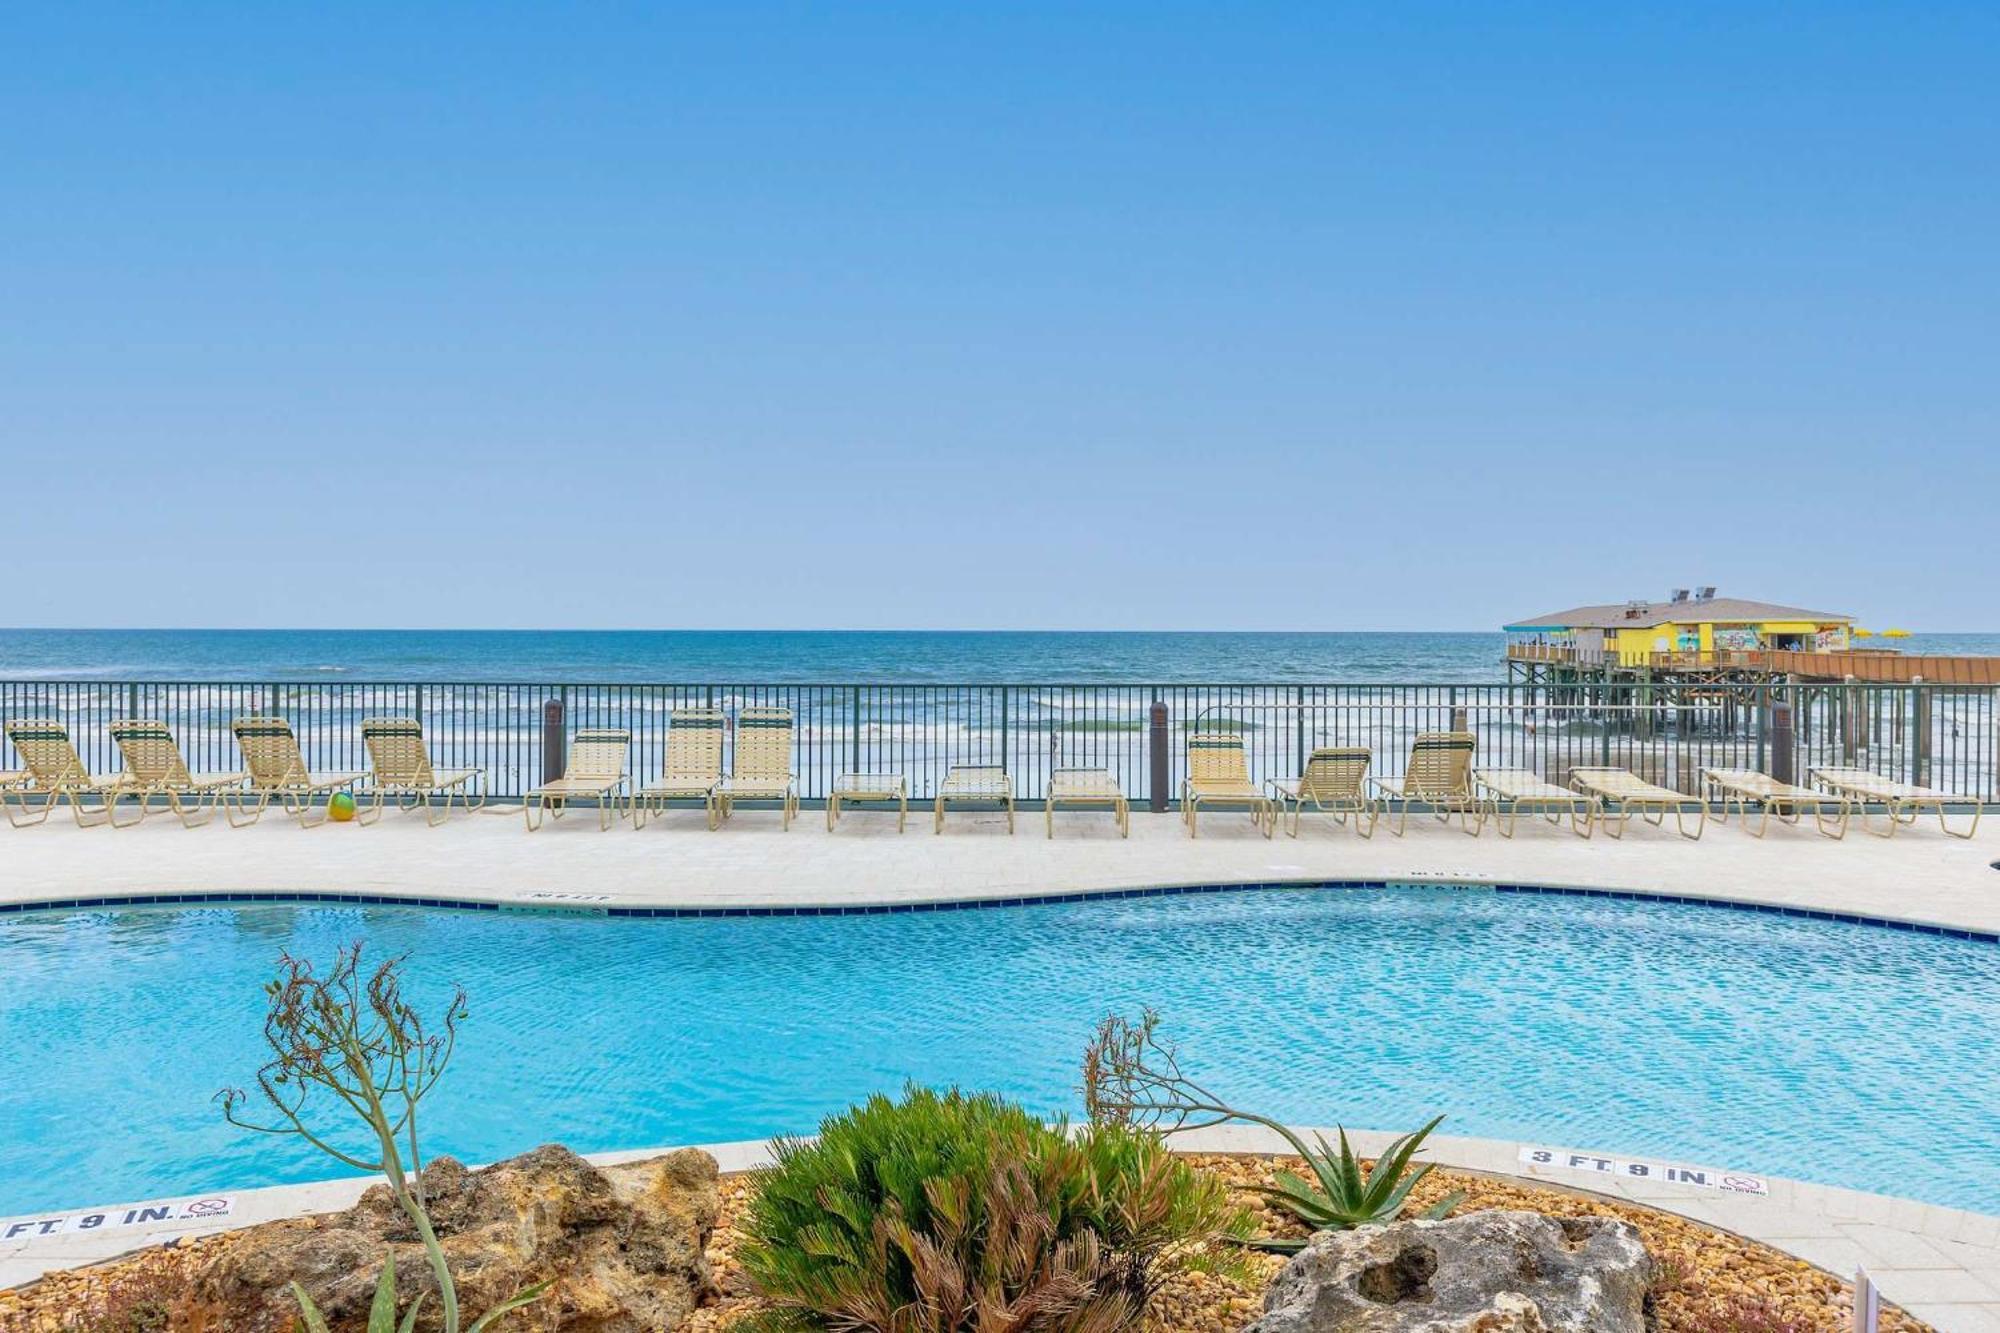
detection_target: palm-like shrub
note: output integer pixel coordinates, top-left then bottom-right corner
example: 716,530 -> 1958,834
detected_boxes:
740,1087 -> 1232,1333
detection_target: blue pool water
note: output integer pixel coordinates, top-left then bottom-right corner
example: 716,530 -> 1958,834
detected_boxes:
3,887 -> 1998,1217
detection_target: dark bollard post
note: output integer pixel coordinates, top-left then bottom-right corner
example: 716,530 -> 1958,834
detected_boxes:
1149,702 -> 1170,813
1769,697 -> 1796,785
542,698 -> 565,785
1911,677 -> 1930,787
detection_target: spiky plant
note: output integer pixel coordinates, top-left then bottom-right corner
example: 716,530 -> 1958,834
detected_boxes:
1082,1009 -> 1462,1251
739,1086 -> 1231,1333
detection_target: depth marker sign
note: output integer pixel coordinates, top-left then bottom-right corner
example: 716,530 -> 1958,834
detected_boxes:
1,1195 -> 237,1242
1518,1146 -> 1769,1196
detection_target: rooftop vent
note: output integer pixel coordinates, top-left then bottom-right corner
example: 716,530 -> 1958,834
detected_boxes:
1624,599 -> 1649,619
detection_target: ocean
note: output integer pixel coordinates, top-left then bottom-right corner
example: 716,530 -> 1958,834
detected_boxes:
2,628 -> 1996,683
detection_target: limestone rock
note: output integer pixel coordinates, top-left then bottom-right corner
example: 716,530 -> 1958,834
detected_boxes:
195,1144 -> 720,1332
1244,1209 -> 1652,1333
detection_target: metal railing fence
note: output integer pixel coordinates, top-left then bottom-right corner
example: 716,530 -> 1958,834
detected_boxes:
1,680 -> 1993,806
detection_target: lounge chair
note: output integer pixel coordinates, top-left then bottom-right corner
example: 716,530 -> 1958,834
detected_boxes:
228,716 -> 368,828
2,719 -> 122,827
1810,766 -> 1981,840
1370,732 -> 1479,836
934,764 -> 1015,834
713,706 -> 799,829
1568,766 -> 1705,840
1269,746 -> 1378,839
359,718 -> 485,825
1181,732 -> 1273,838
1046,766 -> 1128,838
633,707 -> 725,829
827,771 -> 908,832
1473,768 -> 1597,839
1702,767 -> 1849,839
106,719 -> 247,828
524,727 -> 631,831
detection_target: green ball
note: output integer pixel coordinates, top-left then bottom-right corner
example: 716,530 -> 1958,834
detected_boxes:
327,791 -> 358,823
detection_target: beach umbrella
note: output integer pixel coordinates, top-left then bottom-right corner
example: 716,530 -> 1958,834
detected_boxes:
1884,628 -> 1912,638
1852,627 -> 1874,638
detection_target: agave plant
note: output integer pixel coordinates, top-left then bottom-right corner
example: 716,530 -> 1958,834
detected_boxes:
1242,1118 -> 1463,1253
1082,1010 -> 1462,1251
288,1252 -> 546,1333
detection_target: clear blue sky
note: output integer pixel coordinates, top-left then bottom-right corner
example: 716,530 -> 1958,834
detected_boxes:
4,4 -> 1994,631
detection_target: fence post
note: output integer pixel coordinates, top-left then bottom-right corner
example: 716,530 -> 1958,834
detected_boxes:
1911,678 -> 1930,787
542,697 -> 565,784
851,687 -> 862,774
1769,693 -> 1796,786
1294,686 -> 1306,777
1149,700 -> 1170,813
999,686 -> 1010,783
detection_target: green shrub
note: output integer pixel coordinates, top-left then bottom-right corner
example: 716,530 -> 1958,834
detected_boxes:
740,1086 -> 1232,1333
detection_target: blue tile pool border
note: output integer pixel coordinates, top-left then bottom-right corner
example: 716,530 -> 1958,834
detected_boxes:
1,880 -> 1995,944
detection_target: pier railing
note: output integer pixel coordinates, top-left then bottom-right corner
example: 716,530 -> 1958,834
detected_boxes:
1,679 -> 1993,806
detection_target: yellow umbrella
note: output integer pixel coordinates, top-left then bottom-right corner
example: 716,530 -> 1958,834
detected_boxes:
1851,628 -> 1874,639
1884,628 -> 1912,638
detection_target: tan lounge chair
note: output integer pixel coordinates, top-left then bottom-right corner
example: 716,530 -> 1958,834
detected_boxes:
1702,767 -> 1849,839
359,718 -> 485,825
1047,766 -> 1129,838
1269,746 -> 1378,839
1810,766 -> 1981,840
1181,732 -> 1273,838
2,719 -> 122,827
107,719 -> 246,828
524,727 -> 630,831
827,772 -> 908,832
1370,732 -> 1479,837
1474,768 -> 1596,838
633,707 -> 725,829
1568,766 -> 1705,840
228,716 -> 368,828
934,764 -> 1015,834
713,707 -> 799,829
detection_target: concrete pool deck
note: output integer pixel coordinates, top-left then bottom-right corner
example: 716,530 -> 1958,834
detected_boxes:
5,1127 -> 2000,1331
3,802 -> 1998,935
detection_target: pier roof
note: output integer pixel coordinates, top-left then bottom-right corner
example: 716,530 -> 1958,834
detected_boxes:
1505,597 -> 1852,632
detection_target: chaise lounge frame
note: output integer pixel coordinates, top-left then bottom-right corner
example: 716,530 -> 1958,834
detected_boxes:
1474,767 -> 1597,839
713,706 -> 799,830
106,719 -> 247,828
1046,766 -> 1129,838
1370,732 -> 1480,837
934,764 -> 1015,834
1181,732 -> 1273,838
1810,766 -> 1981,840
633,707 -> 725,830
1268,745 -> 1378,839
228,717 -> 369,828
2,719 -> 122,827
1702,767 -> 1850,839
524,727 -> 630,831
1567,766 -> 1705,840
359,718 -> 486,826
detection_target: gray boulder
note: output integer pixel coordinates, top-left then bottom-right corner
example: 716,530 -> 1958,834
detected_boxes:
1244,1209 -> 1653,1333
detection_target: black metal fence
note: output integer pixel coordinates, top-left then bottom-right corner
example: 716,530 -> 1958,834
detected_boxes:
1,680 -> 1993,806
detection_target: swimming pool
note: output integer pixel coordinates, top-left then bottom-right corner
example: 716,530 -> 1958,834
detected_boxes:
3,886 -> 1997,1217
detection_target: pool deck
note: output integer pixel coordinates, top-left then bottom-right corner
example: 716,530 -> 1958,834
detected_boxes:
5,1126 -> 1999,1331
3,801 -> 1997,935
6,808 -> 2000,1328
